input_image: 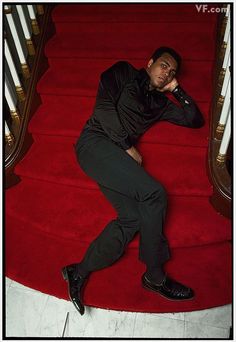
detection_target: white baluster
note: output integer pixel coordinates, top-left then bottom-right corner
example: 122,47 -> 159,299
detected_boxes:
27,5 -> 40,35
216,74 -> 230,138
219,79 -> 230,126
225,4 -> 230,17
5,121 -> 11,135
217,108 -> 231,163
222,31 -> 230,70
4,5 -> 30,79
27,5 -> 36,19
4,37 -> 25,101
16,5 -> 35,55
223,8 -> 230,43
5,80 -> 20,122
5,121 -> 15,145
221,59 -> 230,97
16,5 -> 31,39
221,19 -> 231,98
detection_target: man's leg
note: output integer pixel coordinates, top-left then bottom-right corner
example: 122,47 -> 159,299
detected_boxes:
76,133 -> 170,281
63,132 -> 193,316
78,185 -> 140,274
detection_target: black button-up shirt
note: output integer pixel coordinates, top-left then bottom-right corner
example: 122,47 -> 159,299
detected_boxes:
87,61 -> 205,150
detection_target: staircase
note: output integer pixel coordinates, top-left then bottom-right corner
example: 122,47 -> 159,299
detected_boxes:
6,4 -> 232,313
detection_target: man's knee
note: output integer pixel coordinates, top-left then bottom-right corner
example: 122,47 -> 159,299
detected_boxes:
118,216 -> 140,229
151,185 -> 167,209
156,184 -> 167,202
141,182 -> 167,205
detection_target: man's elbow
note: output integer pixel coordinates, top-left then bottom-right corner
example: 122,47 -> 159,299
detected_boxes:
190,114 -> 205,128
192,120 -> 205,128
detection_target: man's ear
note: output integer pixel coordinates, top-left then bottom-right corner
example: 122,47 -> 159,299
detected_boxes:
147,59 -> 154,68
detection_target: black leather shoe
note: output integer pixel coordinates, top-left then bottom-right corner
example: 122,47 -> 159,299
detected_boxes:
62,264 -> 87,315
142,273 -> 194,301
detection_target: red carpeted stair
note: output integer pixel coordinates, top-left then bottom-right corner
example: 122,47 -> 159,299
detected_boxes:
6,4 -> 232,313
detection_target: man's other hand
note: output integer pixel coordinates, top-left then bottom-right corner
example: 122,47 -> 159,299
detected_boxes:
126,146 -> 142,165
158,78 -> 179,93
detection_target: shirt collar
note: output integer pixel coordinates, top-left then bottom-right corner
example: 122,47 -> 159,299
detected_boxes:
136,68 -> 166,98
136,68 -> 150,91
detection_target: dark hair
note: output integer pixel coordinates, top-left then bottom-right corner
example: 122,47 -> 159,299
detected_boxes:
151,47 -> 182,70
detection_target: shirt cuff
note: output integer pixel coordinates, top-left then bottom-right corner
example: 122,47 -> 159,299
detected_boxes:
172,85 -> 190,105
118,137 -> 133,150
172,85 -> 183,95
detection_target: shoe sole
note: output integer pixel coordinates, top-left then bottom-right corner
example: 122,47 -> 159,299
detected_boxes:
142,283 -> 195,302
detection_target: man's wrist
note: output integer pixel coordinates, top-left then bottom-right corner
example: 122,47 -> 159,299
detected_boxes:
119,137 -> 132,150
171,84 -> 180,93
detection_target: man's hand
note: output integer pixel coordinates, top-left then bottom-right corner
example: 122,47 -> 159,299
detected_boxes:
158,78 -> 179,93
126,146 -> 142,165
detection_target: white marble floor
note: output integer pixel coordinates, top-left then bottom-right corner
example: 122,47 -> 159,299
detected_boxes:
5,277 -> 232,338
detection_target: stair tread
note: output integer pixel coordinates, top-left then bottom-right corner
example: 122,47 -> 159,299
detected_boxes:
46,22 -> 216,61
15,134 -> 211,196
37,59 -> 213,103
6,178 -> 231,249
29,95 -> 210,148
52,4 -> 218,23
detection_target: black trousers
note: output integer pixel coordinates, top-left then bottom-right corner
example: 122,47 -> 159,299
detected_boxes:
75,126 -> 170,281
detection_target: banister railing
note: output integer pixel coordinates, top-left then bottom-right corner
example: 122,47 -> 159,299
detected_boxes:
4,4 -> 55,188
208,4 -> 231,218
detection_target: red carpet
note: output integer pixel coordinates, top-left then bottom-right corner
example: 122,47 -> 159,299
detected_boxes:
6,4 -> 232,312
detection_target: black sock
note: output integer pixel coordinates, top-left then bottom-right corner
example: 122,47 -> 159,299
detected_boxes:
77,263 -> 90,279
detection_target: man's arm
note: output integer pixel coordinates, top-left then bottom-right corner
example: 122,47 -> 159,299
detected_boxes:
93,61 -> 143,164
160,79 -> 205,128
93,61 -> 133,150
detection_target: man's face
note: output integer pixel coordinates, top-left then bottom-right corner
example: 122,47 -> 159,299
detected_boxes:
146,53 -> 178,90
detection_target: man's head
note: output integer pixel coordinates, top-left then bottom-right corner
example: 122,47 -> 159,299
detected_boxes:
146,47 -> 182,90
